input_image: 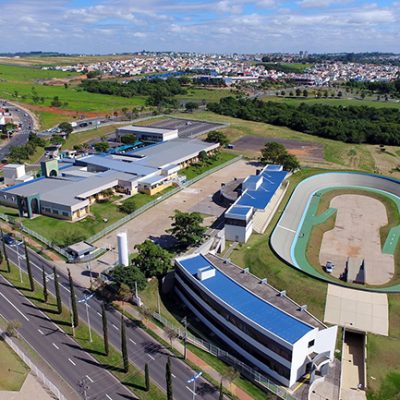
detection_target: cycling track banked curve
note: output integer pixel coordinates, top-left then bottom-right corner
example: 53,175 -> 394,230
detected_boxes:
270,172 -> 400,293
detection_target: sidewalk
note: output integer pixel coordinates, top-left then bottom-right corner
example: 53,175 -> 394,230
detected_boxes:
116,301 -> 254,400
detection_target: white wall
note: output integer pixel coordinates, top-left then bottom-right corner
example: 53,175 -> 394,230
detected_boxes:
314,325 -> 338,360
225,221 -> 253,243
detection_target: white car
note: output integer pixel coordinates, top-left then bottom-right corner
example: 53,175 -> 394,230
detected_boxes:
325,261 -> 334,273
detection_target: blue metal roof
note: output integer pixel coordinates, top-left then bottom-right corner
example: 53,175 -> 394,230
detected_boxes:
178,254 -> 313,344
226,205 -> 252,217
265,164 -> 283,171
236,171 -> 287,210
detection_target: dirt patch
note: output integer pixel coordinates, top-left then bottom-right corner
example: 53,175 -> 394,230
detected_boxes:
233,135 -> 324,161
319,194 -> 395,285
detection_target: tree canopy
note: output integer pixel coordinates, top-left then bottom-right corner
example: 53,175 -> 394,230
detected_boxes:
208,96 -> 400,146
109,264 -> 147,291
168,210 -> 206,250
133,240 -> 172,278
205,130 -> 229,146
260,142 -> 300,172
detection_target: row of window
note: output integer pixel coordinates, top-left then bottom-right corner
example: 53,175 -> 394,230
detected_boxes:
176,281 -> 291,379
224,217 -> 248,227
42,207 -> 69,217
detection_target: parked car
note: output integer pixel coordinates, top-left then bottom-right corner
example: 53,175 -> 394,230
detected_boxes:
3,234 -> 15,246
325,261 -> 334,273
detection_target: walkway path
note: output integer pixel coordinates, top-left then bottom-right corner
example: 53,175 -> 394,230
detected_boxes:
0,374 -> 53,400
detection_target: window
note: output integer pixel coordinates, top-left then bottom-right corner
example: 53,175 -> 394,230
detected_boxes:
308,340 -> 315,348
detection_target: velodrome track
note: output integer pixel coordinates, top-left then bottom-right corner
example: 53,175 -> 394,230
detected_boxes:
270,172 -> 400,291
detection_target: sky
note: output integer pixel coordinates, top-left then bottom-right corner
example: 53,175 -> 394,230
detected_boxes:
0,0 -> 399,54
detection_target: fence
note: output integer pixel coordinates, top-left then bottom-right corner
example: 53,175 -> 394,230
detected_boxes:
1,332 -> 68,400
150,310 -> 296,400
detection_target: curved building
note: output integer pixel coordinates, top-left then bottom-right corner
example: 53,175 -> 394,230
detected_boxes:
175,253 -> 337,387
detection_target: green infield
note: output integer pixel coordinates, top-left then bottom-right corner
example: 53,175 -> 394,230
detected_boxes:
293,186 -> 400,291
0,63 -> 77,81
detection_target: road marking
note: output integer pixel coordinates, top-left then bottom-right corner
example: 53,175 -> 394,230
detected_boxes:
293,373 -> 310,392
86,375 -> 94,383
60,284 -> 70,293
52,343 -> 59,350
106,395 -> 113,400
129,338 -> 136,345
0,292 -> 29,321
186,386 -> 196,395
96,312 -> 102,317
172,373 -> 176,378
112,324 -> 119,330
68,358 -> 76,366
147,354 -> 155,361
37,329 -> 44,335
277,224 -> 296,233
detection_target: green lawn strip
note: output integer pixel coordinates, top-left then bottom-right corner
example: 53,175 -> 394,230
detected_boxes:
175,88 -> 231,103
0,263 -> 165,400
180,151 -> 237,180
0,338 -> 30,391
0,64 -> 78,82
186,344 -> 273,400
295,186 -> 400,290
35,111 -> 71,130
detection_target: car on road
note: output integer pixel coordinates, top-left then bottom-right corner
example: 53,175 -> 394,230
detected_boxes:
3,234 -> 15,246
325,261 -> 334,273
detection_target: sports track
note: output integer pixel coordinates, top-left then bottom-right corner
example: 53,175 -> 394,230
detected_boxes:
270,172 -> 400,292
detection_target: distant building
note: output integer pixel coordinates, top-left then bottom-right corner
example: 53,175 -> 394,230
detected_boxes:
175,253 -> 338,387
3,164 -> 33,187
116,125 -> 178,143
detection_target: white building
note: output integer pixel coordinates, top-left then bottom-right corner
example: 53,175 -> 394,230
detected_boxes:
116,125 -> 178,143
3,164 -> 33,186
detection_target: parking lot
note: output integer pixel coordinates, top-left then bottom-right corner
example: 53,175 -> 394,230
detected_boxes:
149,117 -> 227,138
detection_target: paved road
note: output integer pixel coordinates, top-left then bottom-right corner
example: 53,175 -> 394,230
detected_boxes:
0,265 -> 137,400
270,172 -> 400,266
0,100 -> 33,161
4,243 -> 219,400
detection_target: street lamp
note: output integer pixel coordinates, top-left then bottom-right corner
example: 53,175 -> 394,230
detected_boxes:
11,240 -> 24,283
78,293 -> 95,343
187,371 -> 202,400
181,316 -> 188,360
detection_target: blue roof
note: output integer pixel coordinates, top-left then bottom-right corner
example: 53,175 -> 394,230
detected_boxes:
236,171 -> 287,209
226,205 -> 252,217
265,164 -> 283,171
178,254 -> 313,344
244,175 -> 262,184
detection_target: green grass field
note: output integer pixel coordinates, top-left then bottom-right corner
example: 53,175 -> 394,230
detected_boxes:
175,88 -> 231,103
262,95 -> 400,109
0,339 -> 29,391
0,64 -> 77,81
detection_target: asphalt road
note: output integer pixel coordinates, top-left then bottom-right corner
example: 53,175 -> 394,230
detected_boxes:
4,243 -> 220,400
0,100 -> 33,161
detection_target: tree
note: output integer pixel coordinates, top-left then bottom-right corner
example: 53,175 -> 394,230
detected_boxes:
168,211 -> 206,250
58,122 -> 73,135
1,229 -> 10,273
68,269 -> 79,328
166,357 -> 173,400
53,267 -> 62,314
50,136 -> 65,145
42,266 -> 48,303
303,89 -> 308,97
120,134 -> 137,144
223,367 -> 240,390
185,101 -> 199,112
24,242 -> 34,291
133,240 -> 171,279
51,96 -> 63,107
94,142 -> 109,153
110,264 -> 147,291
295,88 -> 301,96
6,320 -> 21,337
278,153 -> 300,172
219,380 -> 224,400
260,142 -> 286,165
198,150 -> 209,164
121,315 -> 129,372
102,303 -> 109,355
144,363 -> 150,392
118,199 -> 137,214
206,131 -> 229,146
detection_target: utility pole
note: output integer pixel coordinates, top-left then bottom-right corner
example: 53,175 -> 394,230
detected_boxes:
182,316 -> 188,360
78,293 -> 94,343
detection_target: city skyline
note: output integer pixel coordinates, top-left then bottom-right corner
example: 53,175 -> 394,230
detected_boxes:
0,0 -> 399,54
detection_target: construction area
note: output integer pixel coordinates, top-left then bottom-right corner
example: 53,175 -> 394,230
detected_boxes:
319,194 -> 395,285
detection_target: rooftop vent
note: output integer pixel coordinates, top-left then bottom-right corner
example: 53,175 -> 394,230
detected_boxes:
278,290 -> 286,297
197,266 -> 216,281
299,305 -> 308,312
242,268 -> 249,274
260,278 -> 268,285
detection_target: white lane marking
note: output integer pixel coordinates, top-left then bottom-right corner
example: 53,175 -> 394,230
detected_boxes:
96,312 -> 102,317
277,224 -> 296,233
68,358 -> 76,366
147,354 -> 155,361
38,329 -> 44,335
52,343 -> 59,350
172,373 -> 176,378
60,284 -> 70,293
0,292 -> 29,321
186,386 -> 196,395
112,324 -> 119,330
86,375 -> 94,383
106,395 -> 113,400
129,338 -> 136,345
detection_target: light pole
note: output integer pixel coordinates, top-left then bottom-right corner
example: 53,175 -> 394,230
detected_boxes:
181,316 -> 188,359
187,371 -> 202,400
78,293 -> 94,343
